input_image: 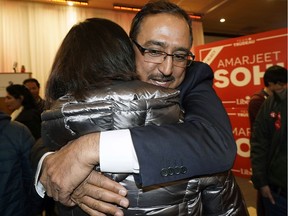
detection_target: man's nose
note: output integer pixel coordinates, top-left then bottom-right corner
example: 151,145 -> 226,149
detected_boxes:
159,55 -> 173,76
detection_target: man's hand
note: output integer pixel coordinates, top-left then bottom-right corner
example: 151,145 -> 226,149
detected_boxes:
40,133 -> 101,206
71,170 -> 129,216
260,185 -> 275,204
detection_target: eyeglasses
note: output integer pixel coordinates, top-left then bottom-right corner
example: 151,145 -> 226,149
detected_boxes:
132,40 -> 195,68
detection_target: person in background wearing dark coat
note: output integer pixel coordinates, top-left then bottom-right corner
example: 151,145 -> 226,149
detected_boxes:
250,84 -> 287,216
5,84 -> 57,216
5,84 -> 41,140
0,111 -> 38,216
23,78 -> 46,113
248,65 -> 287,216
248,65 -> 287,127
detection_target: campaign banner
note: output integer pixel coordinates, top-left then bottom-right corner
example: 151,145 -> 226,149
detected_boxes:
194,28 -> 287,108
226,107 -> 251,178
194,28 -> 287,178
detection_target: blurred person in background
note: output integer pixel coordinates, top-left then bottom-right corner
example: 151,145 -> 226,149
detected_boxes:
5,84 -> 41,140
248,65 -> 287,215
5,84 -> 57,216
248,65 -> 287,126
250,66 -> 287,216
23,78 -> 46,113
0,111 -> 41,216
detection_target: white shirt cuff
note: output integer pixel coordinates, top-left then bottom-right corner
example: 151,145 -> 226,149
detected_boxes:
99,129 -> 139,173
34,152 -> 54,198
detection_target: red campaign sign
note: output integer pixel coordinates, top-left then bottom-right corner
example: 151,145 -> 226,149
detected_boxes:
194,28 -> 288,178
194,28 -> 288,109
226,107 -> 251,178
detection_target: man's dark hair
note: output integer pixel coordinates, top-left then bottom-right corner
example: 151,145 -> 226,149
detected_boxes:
129,0 -> 193,47
23,78 -> 40,88
264,65 -> 287,87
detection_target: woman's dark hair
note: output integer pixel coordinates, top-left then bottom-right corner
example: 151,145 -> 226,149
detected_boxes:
6,84 -> 37,109
46,18 -> 137,103
129,0 -> 193,47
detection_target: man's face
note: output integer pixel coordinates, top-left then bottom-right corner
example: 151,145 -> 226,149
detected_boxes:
268,82 -> 288,94
24,81 -> 40,99
134,14 -> 191,89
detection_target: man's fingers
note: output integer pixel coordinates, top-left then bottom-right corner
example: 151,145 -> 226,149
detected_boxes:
260,185 -> 276,205
73,181 -> 129,208
87,171 -> 128,196
41,170 -> 76,206
58,191 -> 76,206
76,196 -> 124,216
267,193 -> 275,205
38,139 -> 98,207
71,170 -> 129,215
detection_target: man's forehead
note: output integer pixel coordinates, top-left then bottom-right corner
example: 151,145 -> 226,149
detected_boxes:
137,14 -> 191,50
25,82 -> 38,88
25,82 -> 37,86
139,13 -> 188,29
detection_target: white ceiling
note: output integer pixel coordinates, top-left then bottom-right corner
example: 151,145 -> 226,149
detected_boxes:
11,0 -> 288,36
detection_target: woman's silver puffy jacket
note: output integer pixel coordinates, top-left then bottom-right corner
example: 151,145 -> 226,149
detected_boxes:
42,80 -> 182,150
41,80 -> 248,216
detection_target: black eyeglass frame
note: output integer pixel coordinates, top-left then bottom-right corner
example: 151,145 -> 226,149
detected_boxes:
132,40 -> 195,67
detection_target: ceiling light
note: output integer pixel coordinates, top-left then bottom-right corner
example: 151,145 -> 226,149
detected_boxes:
51,0 -> 88,6
113,4 -> 141,12
189,14 -> 202,20
220,18 -> 226,23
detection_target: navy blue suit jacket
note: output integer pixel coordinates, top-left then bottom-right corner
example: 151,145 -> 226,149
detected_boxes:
130,61 -> 237,186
